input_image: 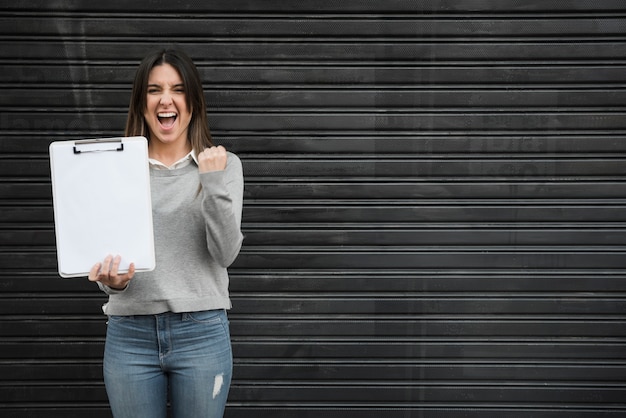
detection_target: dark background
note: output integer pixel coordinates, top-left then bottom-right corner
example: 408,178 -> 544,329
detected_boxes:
1,1 -> 626,417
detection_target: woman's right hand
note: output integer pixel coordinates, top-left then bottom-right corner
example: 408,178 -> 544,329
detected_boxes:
88,255 -> 135,290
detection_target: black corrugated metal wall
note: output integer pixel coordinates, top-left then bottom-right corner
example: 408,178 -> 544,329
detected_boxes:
1,1 -> 626,417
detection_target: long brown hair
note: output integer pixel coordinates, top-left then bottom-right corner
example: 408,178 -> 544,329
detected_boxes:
125,48 -> 213,152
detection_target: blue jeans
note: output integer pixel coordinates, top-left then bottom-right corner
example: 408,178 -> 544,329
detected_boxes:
103,310 -> 232,418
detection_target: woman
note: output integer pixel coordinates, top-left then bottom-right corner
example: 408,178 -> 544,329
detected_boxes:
87,48 -> 244,418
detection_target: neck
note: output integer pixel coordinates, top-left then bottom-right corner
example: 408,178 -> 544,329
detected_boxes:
148,140 -> 192,166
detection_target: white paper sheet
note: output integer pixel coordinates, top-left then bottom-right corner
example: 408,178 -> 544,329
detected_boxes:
49,136 -> 155,278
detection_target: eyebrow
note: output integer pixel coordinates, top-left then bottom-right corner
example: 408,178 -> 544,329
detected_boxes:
147,83 -> 185,88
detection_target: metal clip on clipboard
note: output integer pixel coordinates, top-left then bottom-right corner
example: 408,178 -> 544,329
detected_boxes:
73,138 -> 125,154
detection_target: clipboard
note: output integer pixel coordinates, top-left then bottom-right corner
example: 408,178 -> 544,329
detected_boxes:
49,136 -> 155,278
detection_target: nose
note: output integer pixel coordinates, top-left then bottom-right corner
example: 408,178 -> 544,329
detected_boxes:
159,92 -> 173,105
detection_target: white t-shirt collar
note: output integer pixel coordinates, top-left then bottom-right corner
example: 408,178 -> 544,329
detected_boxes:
148,150 -> 199,170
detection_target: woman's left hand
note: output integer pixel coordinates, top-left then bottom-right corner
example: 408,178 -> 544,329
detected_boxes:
198,146 -> 228,173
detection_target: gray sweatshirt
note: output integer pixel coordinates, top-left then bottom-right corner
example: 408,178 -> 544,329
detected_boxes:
99,152 -> 244,315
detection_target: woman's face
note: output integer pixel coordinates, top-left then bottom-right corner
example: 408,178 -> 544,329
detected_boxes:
143,63 -> 192,148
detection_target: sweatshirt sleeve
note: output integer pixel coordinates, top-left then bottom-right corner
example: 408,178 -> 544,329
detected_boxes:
96,281 -> 128,295
198,152 -> 244,267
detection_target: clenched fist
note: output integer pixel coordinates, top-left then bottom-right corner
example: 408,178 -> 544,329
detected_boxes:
198,145 -> 228,173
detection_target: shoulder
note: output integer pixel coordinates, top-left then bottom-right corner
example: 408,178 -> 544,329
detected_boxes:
226,151 -> 242,168
226,150 -> 240,162
225,151 -> 243,177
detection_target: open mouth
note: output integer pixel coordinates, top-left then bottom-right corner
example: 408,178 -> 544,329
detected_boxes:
157,112 -> 177,128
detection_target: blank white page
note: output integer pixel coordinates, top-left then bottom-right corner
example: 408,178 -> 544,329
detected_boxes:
49,136 -> 155,278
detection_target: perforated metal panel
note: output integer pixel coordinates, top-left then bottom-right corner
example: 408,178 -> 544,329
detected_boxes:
1,1 -> 626,417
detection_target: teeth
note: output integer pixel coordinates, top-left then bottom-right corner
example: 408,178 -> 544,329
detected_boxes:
158,112 -> 177,117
